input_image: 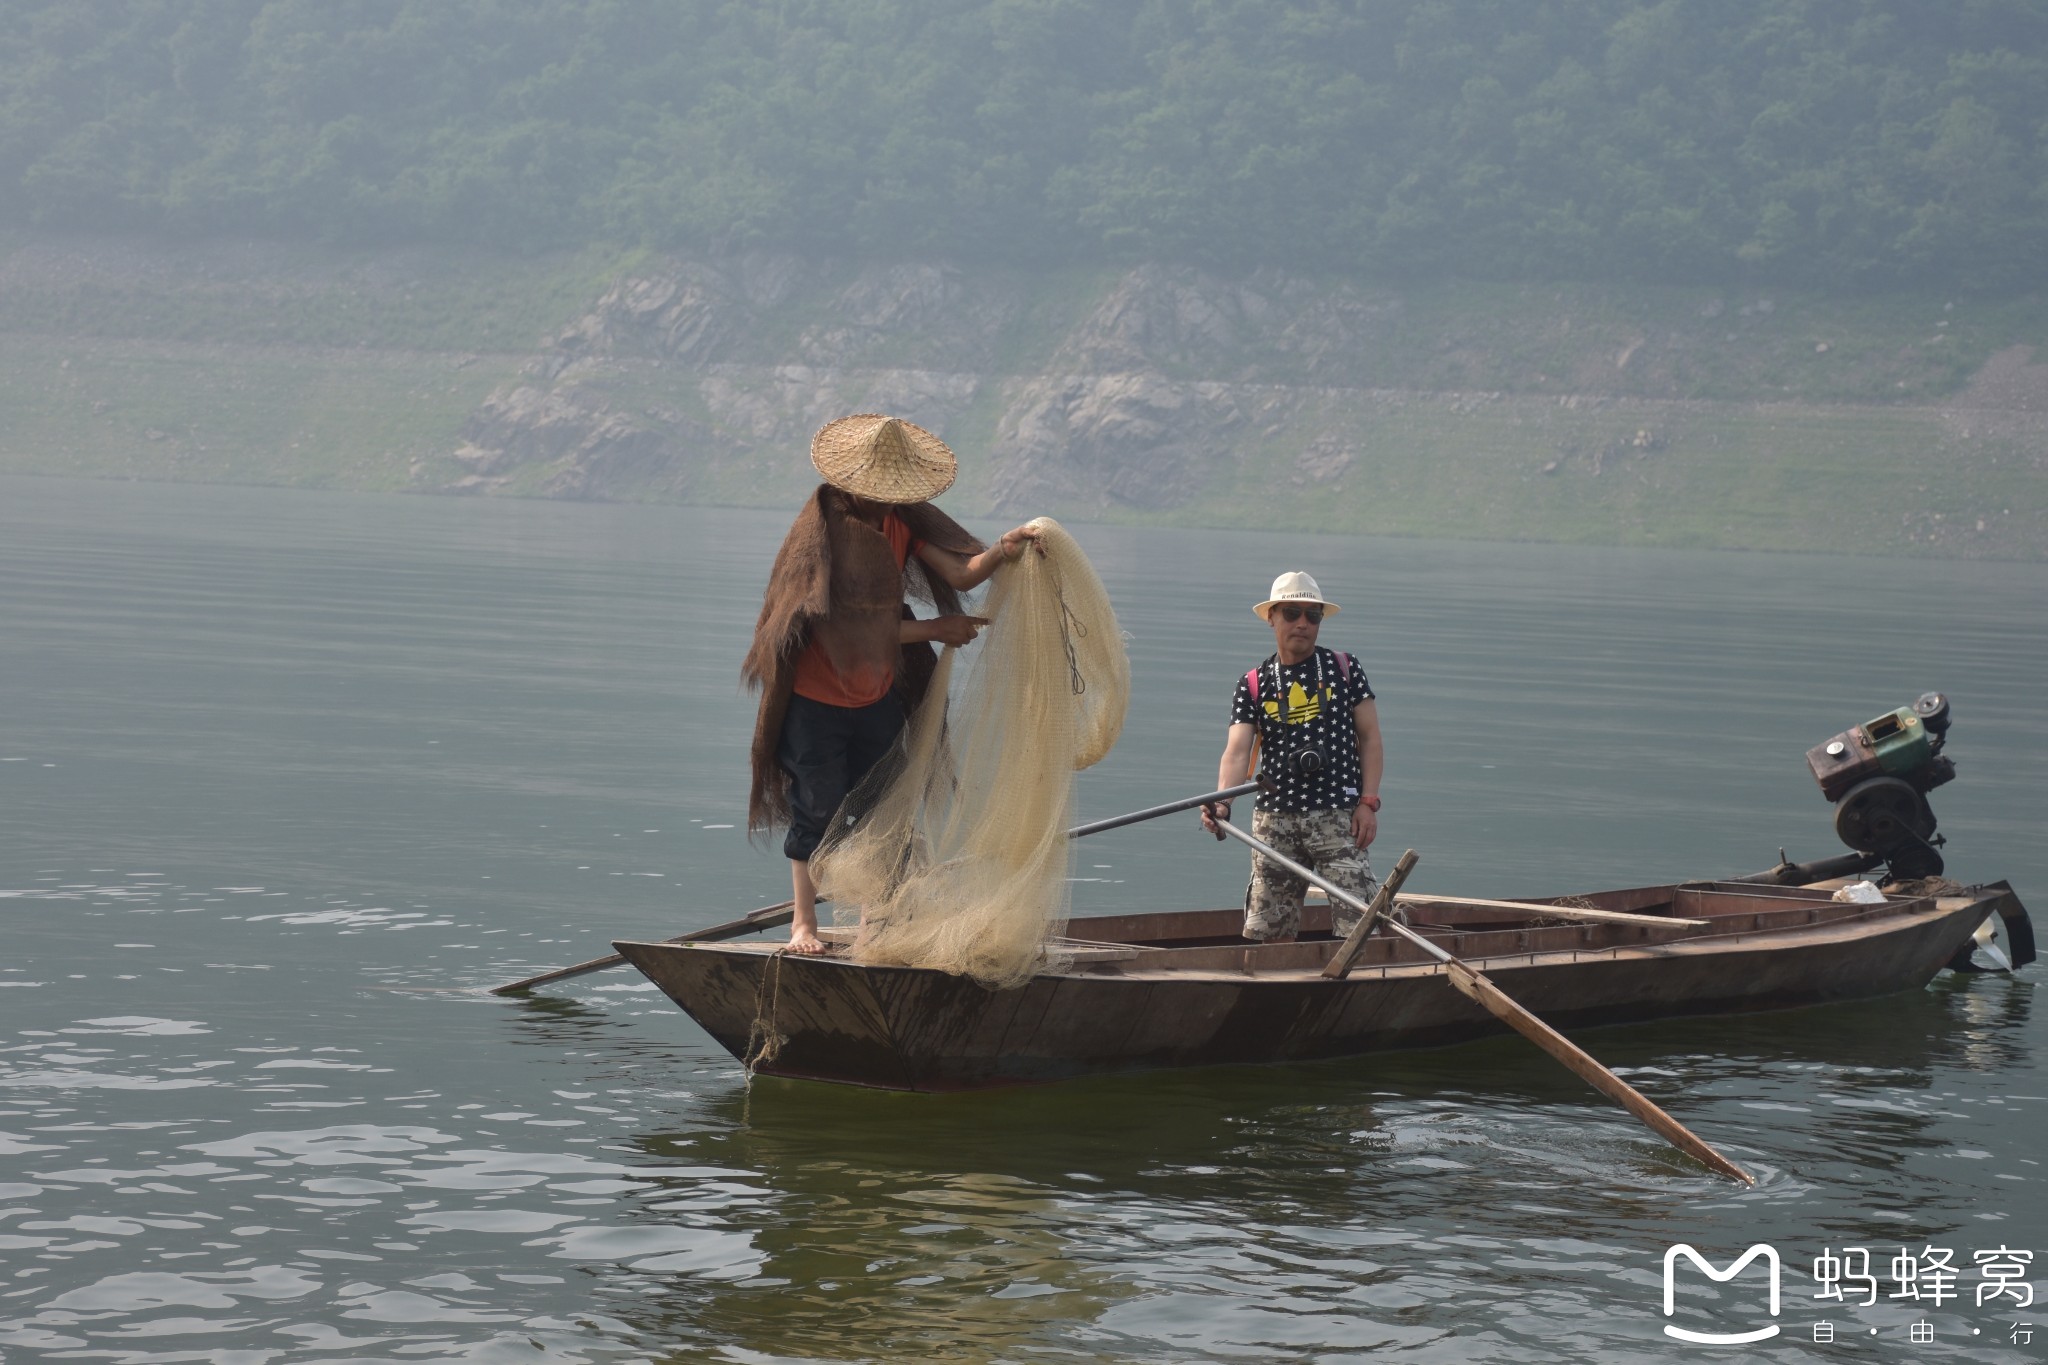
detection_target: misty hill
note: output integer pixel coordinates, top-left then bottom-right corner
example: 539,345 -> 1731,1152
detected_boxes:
6,1 -> 2045,292
5,4 -> 2044,556
2,235 -> 2042,558
448,253 -> 2048,559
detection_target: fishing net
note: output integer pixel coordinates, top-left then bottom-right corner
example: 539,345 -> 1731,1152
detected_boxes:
810,518 -> 1128,989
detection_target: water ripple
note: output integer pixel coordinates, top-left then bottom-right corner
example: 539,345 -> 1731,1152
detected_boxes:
4,484 -> 2042,1362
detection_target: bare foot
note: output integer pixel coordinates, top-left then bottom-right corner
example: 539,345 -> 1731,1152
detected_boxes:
788,928 -> 824,955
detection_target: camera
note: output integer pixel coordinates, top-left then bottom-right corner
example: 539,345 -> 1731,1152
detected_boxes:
1266,727 -> 1323,779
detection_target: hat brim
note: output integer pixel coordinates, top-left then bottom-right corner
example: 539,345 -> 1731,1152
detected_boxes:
1254,598 -> 1341,620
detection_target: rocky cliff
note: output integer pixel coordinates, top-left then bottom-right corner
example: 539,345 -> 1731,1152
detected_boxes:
441,255 -> 2047,555
6,233 -> 2038,555
448,258 -> 1498,512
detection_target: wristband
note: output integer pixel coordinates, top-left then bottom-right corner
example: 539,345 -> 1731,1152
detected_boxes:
1361,794 -> 1382,813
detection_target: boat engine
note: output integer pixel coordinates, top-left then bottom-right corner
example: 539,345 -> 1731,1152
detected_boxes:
1805,693 -> 1955,880
1739,694 -> 2034,973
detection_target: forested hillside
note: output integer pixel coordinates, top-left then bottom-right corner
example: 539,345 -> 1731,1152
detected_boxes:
5,1 -> 2045,290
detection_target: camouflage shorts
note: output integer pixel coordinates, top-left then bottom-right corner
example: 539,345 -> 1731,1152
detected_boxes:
1244,807 -> 1379,942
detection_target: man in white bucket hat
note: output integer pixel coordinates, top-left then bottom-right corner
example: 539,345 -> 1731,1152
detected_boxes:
743,414 -> 1043,953
1199,571 -> 1385,942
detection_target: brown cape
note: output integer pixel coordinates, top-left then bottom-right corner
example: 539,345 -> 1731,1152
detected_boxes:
743,484 -> 984,839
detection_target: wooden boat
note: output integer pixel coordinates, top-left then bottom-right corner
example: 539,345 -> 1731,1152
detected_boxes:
613,879 -> 2031,1091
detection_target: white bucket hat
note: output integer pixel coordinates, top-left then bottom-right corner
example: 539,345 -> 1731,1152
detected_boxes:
1253,571 -> 1341,621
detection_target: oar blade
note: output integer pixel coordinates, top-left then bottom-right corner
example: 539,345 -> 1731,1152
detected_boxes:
1441,961 -> 1756,1185
487,901 -> 798,995
489,952 -> 627,996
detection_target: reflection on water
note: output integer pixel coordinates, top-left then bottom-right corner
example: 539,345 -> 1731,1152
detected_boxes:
636,1114 -> 1136,1361
2,477 -> 2043,1362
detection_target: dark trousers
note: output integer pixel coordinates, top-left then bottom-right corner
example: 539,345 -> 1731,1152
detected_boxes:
777,692 -> 906,861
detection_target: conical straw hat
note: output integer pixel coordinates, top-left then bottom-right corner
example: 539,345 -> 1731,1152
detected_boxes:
810,414 -> 957,504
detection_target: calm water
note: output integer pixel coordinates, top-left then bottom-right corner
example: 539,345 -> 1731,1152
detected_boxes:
3,475 -> 2044,1363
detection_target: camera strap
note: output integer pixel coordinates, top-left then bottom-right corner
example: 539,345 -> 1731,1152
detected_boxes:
1245,648 -> 1351,710
1244,649 -> 1353,798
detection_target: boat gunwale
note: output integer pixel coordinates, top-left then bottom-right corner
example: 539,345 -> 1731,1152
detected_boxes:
616,884 -> 1988,988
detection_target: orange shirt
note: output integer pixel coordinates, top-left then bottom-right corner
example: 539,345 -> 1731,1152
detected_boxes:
790,512 -> 923,707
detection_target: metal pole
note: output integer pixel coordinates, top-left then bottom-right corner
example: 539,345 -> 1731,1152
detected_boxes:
1065,780 -> 1263,839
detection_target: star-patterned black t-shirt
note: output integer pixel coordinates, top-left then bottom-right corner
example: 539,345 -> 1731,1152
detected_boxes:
1230,646 -> 1376,814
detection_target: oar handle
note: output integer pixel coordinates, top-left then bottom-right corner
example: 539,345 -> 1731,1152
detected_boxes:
1066,780 -> 1263,839
1210,817 -> 1385,930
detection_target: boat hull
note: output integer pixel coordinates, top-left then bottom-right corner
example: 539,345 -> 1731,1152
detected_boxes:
614,882 -> 2018,1091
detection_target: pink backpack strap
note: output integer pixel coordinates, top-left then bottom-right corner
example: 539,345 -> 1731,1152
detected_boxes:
1245,667 -> 1261,702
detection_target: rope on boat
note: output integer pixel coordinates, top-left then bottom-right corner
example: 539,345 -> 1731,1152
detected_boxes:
742,948 -> 790,1083
1520,894 -> 1602,927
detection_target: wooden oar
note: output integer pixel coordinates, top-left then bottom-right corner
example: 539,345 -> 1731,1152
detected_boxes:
1210,821 -> 1755,1185
1307,887 -> 1707,929
1420,947 -> 1756,1184
488,899 -> 799,995
1394,894 -> 1708,930
492,780 -> 1266,996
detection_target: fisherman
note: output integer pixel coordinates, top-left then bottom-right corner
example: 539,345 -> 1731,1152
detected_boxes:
1199,572 -> 1383,942
744,413 -> 1041,954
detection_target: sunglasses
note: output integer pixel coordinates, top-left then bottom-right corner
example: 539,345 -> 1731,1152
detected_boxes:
1276,605 -> 1324,624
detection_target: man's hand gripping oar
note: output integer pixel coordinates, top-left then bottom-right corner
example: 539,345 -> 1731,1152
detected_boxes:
1205,809 -> 1756,1185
